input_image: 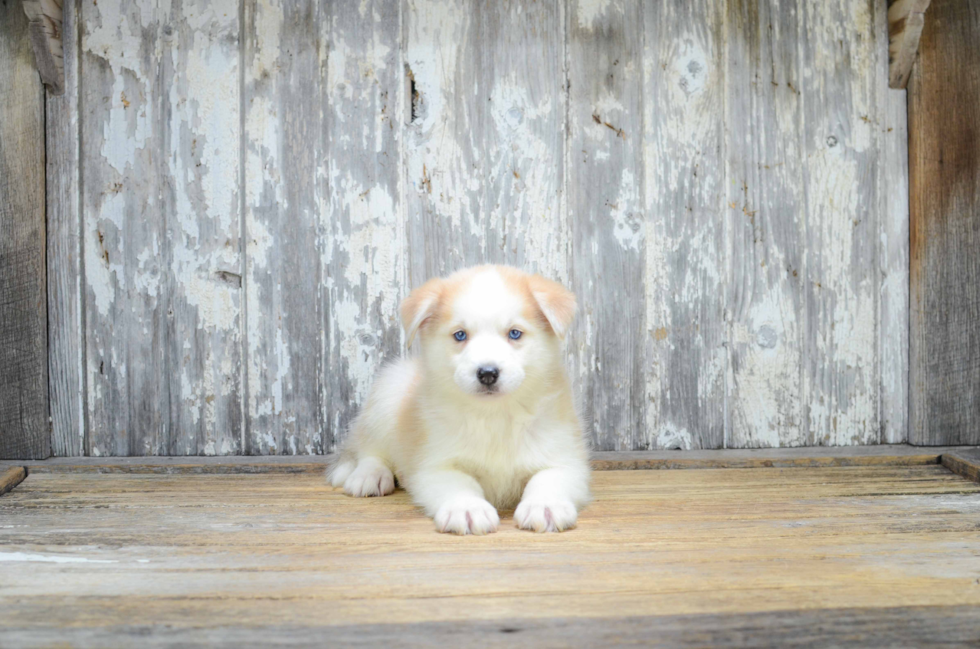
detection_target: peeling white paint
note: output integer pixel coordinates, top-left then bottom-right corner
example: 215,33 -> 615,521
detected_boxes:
71,0 -> 905,456
575,0 -> 615,30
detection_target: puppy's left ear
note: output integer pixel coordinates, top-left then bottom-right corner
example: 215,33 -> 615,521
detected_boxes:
528,275 -> 577,339
400,278 -> 443,346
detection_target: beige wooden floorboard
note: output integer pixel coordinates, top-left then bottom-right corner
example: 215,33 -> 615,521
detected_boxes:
1,467 -> 979,636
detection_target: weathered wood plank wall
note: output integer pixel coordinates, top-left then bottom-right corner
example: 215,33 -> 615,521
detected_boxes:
47,0 -> 84,457
0,0 -> 50,460
908,0 -> 980,445
46,0 -> 909,455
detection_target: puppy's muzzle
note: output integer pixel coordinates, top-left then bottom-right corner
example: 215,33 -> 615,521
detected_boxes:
477,366 -> 500,386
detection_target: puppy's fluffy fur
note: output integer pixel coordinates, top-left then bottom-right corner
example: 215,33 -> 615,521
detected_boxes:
328,265 -> 590,535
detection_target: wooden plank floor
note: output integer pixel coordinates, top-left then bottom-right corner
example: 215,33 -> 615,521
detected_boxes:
2,465 -> 980,647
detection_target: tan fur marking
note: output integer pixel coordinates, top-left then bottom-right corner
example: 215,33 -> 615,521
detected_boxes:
525,273 -> 577,339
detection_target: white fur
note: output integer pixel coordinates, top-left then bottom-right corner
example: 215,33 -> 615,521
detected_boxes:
328,266 -> 591,535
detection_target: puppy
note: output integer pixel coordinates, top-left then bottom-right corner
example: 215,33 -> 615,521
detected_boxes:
328,265 -> 590,535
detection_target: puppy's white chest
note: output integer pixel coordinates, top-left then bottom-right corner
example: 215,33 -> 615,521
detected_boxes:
446,411 -> 539,507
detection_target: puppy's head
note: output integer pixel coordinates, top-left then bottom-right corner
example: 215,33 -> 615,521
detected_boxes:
400,266 -> 575,399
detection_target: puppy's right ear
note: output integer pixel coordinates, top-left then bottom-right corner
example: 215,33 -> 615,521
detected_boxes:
400,278 -> 443,346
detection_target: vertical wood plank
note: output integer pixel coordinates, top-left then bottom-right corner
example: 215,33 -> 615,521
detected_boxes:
47,0 -> 85,456
81,0 -> 165,456
0,0 -> 50,460
82,0 -> 242,455
402,0 -> 472,287
243,0 -> 324,455
908,0 -> 980,445
642,0 -> 727,450
403,0 -> 567,287
566,0 -> 644,450
79,0 -> 160,456
877,0 -> 910,445
800,0 -> 881,445
166,0 -> 243,455
725,0 -> 806,448
322,0 -> 406,449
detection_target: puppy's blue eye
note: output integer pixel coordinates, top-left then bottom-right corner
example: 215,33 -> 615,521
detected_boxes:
509,329 -> 522,340
453,330 -> 467,342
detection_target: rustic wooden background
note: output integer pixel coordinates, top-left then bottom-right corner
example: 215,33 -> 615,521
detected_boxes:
45,0 -> 910,456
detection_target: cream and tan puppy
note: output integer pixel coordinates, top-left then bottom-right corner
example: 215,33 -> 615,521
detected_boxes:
328,265 -> 590,535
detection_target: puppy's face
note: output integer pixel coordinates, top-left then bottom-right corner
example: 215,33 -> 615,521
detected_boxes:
401,267 -> 575,399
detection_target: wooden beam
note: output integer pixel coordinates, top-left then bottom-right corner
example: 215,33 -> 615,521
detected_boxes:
909,0 -> 980,445
0,0 -> 50,460
22,0 -> 64,95
6,445 -> 979,475
942,449 -> 980,484
888,0 -> 931,89
45,0 -> 83,456
0,466 -> 27,497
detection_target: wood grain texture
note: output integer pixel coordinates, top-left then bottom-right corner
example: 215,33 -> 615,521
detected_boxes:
725,0 -> 806,448
46,0 -> 84,457
11,444 -> 974,474
7,605 -> 979,649
1,467 -> 979,645
80,0 -> 166,456
80,0 -> 242,456
322,0 -> 406,451
566,0 -> 645,451
165,0 -> 243,456
0,0 -> 49,461
53,0 -> 908,454
878,0 -> 911,445
887,0 -> 931,89
0,467 -> 27,497
800,0 -> 881,446
242,0 -> 325,455
942,449 -> 980,484
22,0 -> 65,95
909,0 -> 980,446
403,0 -> 566,286
644,1 -> 728,451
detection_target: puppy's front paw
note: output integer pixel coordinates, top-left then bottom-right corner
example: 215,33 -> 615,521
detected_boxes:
434,496 -> 499,535
343,459 -> 396,497
515,499 -> 577,533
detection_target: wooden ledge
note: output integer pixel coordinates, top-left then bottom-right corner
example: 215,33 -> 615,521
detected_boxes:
3,445 -> 978,478
942,449 -> 980,483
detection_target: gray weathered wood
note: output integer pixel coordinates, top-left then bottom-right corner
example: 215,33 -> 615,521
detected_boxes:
642,0 -> 727,450
47,0 -> 83,457
81,0 -> 242,456
242,0 -> 324,455
403,0 -> 567,286
52,0 -> 909,454
565,0 -> 645,450
322,0 -> 406,452
2,468 -> 980,647
887,0 -> 931,89
878,0 -> 911,445
166,0 -> 243,456
800,0 -> 881,446
725,0 -> 806,448
22,0 -> 65,95
80,0 -> 165,456
909,0 -> 980,446
243,0 -> 406,455
0,0 -> 50,461
7,606 -> 979,649
13,444 -> 980,476
0,466 -> 28,497
942,449 -> 980,484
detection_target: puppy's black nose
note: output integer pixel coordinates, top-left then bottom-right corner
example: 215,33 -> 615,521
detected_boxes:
477,366 -> 499,386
